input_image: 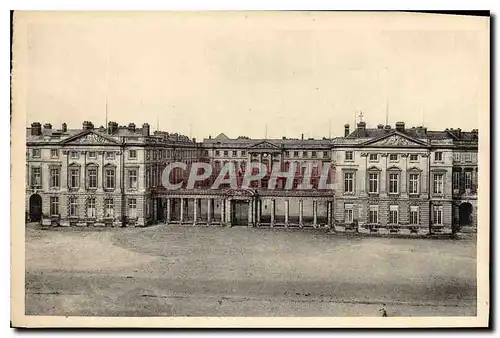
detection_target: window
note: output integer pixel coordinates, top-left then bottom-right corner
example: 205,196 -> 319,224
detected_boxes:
388,173 -> 399,194
453,153 -> 460,162
105,152 -> 115,160
232,150 -> 237,157
344,172 -> 354,193
223,150 -> 228,156
128,198 -> 137,218
323,151 -> 329,158
368,173 -> 379,193
294,151 -> 299,157
69,197 -> 78,217
453,171 -> 460,190
465,171 -> 472,189
409,173 -> 419,194
241,151 -> 246,156
285,151 -> 290,157
369,205 -> 379,224
464,153 -> 472,163
303,151 -> 308,158
410,154 -> 418,161
389,205 -> 399,224
345,151 -> 353,161
88,167 -> 98,189
129,150 -> 137,159
50,149 -> 59,158
104,198 -> 114,218
32,149 -> 41,158
146,168 -> 151,188
215,150 -> 220,156
105,168 -> 115,189
69,168 -> 80,189
128,169 -> 138,189
434,152 -> 443,162
88,151 -> 96,159
344,204 -> 353,223
50,168 -> 60,188
87,197 -> 96,218
69,151 -> 78,159
369,154 -> 378,161
203,150 -> 209,157
311,151 -> 317,158
389,154 -> 398,161
433,173 -> 444,194
31,167 -> 42,188
433,205 -> 443,225
409,206 -> 419,225
146,150 -> 151,160
50,197 -> 59,216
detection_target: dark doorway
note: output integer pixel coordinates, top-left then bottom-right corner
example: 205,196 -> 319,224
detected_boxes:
29,194 -> 42,222
231,200 -> 249,226
459,202 -> 473,226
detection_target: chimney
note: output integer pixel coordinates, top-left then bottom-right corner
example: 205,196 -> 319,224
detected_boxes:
471,129 -> 478,140
82,121 -> 94,130
128,123 -> 136,132
357,121 -> 366,137
61,123 -> 67,132
43,123 -> 52,130
282,136 -> 286,140
377,124 -> 384,129
301,133 -> 304,140
107,121 -> 118,134
31,122 -> 42,136
395,122 -> 405,133
208,135 -> 212,139
457,128 -> 462,138
416,126 -> 426,136
192,137 -> 196,143
344,124 -> 350,137
142,123 -> 150,136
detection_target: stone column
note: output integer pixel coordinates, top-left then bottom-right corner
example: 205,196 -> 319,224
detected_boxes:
226,199 -> 232,226
313,200 -> 318,228
180,198 -> 184,224
270,199 -> 275,227
327,201 -> 332,228
248,200 -> 253,226
299,199 -> 303,228
256,199 -> 261,226
193,198 -> 198,225
207,199 -> 212,225
284,200 -> 289,227
166,198 -> 171,224
153,198 -> 158,222
220,199 -> 225,225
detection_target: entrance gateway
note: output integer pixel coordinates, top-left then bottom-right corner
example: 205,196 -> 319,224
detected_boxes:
29,194 -> 42,222
231,200 -> 250,226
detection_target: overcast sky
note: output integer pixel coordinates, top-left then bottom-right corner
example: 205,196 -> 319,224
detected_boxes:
15,11 -> 489,140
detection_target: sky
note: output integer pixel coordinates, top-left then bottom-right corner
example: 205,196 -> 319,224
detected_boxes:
15,11 -> 489,140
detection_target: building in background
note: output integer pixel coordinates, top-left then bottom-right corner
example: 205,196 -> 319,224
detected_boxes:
25,120 -> 478,234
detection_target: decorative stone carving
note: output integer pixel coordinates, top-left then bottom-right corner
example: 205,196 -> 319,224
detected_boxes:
370,135 -> 421,146
74,133 -> 113,144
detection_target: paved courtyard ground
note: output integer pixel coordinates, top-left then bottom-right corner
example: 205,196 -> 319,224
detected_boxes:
25,224 -> 477,317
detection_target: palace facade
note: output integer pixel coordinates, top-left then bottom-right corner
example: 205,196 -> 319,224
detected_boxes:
25,120 -> 478,234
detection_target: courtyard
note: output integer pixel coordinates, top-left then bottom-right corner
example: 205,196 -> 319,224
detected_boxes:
25,224 -> 477,317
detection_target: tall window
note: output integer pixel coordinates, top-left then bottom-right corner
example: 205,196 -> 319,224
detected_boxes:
146,168 -> 151,188
232,151 -> 237,157
433,173 -> 444,194
344,204 -> 353,223
323,151 -> 329,158
294,151 -> 299,157
105,168 -> 115,189
215,150 -> 220,156
129,149 -> 137,159
369,154 -> 378,161
389,205 -> 399,224
87,197 -> 96,218
104,198 -> 114,218
434,152 -> 443,162
31,167 -> 41,188
465,171 -> 472,189
311,151 -> 317,158
69,197 -> 78,217
50,197 -> 59,216
369,205 -> 379,224
433,205 -> 443,225
409,173 -> 419,194
344,172 -> 354,193
388,173 -> 399,194
88,168 -> 98,189
368,173 -> 379,193
302,151 -> 308,158
69,168 -> 80,189
152,168 -> 157,187
50,149 -> 59,158
409,206 -> 419,225
345,151 -> 353,161
223,150 -> 228,156
128,198 -> 137,218
50,168 -> 60,188
453,171 -> 460,190
128,169 -> 138,189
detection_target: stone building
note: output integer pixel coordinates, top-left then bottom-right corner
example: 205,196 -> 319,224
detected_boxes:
25,120 -> 478,234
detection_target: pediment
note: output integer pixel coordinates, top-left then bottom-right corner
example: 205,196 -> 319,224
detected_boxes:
60,131 -> 119,145
249,141 -> 280,149
363,132 -> 428,147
